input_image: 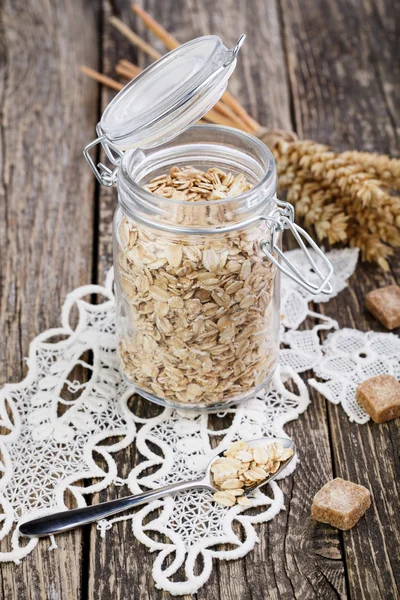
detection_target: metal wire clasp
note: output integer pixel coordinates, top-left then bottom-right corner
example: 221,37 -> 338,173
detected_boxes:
83,125 -> 123,187
260,200 -> 333,295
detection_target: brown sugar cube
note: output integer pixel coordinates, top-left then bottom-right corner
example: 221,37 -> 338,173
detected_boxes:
365,285 -> 400,330
356,374 -> 400,423
312,478 -> 371,530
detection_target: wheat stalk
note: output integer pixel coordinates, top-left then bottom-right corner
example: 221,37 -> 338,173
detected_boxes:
270,138 -> 400,270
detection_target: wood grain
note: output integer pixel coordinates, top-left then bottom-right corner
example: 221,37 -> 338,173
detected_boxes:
0,0 -> 100,598
280,0 -> 400,598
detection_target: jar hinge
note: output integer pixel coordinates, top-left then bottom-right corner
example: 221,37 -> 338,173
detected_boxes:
83,125 -> 123,187
260,200 -> 333,295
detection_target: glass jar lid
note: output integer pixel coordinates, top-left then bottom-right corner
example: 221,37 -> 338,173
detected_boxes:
99,34 -> 245,151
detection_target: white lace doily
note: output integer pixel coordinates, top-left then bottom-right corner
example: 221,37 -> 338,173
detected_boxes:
309,328 -> 400,423
0,248 -> 363,595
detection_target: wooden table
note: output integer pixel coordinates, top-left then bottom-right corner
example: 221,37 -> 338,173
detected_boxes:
1,0 -> 399,598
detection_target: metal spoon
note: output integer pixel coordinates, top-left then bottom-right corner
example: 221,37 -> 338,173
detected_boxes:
19,437 -> 295,538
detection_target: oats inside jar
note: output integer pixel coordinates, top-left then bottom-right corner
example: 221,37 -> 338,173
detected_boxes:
116,166 -> 279,407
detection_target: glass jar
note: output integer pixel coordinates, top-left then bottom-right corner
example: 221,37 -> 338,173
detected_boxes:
84,36 -> 333,410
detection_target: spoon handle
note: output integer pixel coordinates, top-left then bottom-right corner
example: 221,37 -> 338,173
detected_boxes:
19,478 -> 208,538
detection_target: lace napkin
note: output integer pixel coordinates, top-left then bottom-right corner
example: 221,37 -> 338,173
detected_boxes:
0,247 -> 378,595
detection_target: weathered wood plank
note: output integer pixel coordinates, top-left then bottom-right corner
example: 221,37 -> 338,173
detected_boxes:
88,2 -> 169,598
89,1 -> 347,599
280,0 -> 400,597
0,0 -> 100,597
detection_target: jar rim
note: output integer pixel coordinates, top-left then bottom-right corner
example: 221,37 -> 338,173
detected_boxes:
119,124 -> 276,207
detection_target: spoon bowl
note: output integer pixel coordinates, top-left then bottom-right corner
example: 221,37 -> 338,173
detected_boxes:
205,436 -> 296,494
19,436 -> 295,538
